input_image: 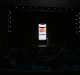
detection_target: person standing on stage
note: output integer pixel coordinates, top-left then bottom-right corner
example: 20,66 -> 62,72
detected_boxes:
47,38 -> 49,45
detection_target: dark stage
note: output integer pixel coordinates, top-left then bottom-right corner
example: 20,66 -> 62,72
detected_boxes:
24,44 -> 64,47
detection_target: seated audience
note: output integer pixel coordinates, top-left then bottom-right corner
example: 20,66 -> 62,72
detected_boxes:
15,59 -> 30,70
62,58 -> 78,70
47,59 -> 59,70
66,52 -> 75,59
47,53 -> 56,60
31,58 -> 46,70
1,58 -> 15,69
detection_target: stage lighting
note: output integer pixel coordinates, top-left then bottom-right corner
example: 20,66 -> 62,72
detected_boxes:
8,30 -> 9,32
76,31 -> 78,33
22,0 -> 23,2
66,9 -> 67,10
48,8 -> 49,9
78,13 -> 80,14
79,26 -> 80,28
23,7 -> 24,8
10,17 -> 11,18
8,25 -> 9,27
76,27 -> 78,29
42,7 -> 43,9
16,7 -> 18,8
76,23 -> 77,24
36,7 -> 37,9
60,9 -> 61,10
29,7 -> 31,8
10,31 -> 11,33
10,21 -> 11,23
15,3 -> 16,4
79,31 -> 80,32
8,15 -> 10,17
76,19 -> 77,20
9,10 -> 10,12
8,20 -> 9,22
79,22 -> 80,23
10,26 -> 11,28
79,17 -> 80,19
54,8 -> 56,9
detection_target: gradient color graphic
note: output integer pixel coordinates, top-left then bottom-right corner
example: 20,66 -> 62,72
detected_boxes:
39,28 -> 46,32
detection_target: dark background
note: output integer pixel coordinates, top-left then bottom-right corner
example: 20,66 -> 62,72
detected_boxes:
0,1 -> 80,48
9,9 -> 76,47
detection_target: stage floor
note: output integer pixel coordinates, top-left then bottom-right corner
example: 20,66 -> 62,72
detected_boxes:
25,44 -> 64,47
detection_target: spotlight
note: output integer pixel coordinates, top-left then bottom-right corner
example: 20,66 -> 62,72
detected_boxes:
42,7 -> 43,9
76,19 -> 77,20
60,9 -> 61,10
23,7 -> 24,8
10,31 -> 11,33
76,23 -> 77,24
8,25 -> 9,27
54,8 -> 56,9
66,9 -> 67,10
9,10 -> 10,12
22,0 -> 23,2
8,30 -> 9,32
16,7 -> 18,8
15,3 -> 16,4
78,13 -> 80,14
48,8 -> 49,9
76,31 -> 78,33
29,7 -> 31,8
36,7 -> 37,9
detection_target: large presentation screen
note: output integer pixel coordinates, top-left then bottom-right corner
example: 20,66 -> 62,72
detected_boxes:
38,24 -> 47,40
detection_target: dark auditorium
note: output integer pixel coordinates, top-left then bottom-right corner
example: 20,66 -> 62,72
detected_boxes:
0,0 -> 80,75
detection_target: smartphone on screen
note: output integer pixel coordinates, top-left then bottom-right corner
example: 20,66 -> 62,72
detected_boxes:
38,23 -> 47,40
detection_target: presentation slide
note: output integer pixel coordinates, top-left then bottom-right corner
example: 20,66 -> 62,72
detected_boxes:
38,24 -> 46,40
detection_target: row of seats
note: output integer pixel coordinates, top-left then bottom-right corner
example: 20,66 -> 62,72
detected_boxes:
0,69 -> 80,75
14,59 -> 80,66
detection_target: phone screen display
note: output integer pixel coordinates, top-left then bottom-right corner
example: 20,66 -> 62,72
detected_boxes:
38,24 -> 47,40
